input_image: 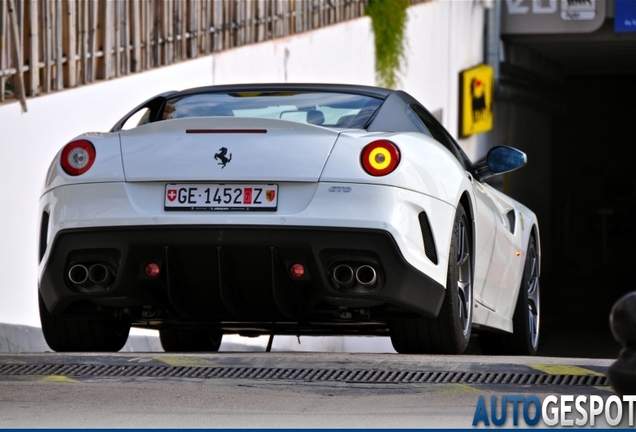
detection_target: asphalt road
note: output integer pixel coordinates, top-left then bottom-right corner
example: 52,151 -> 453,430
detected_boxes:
0,352 -> 624,428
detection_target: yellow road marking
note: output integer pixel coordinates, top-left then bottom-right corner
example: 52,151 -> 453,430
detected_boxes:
40,375 -> 80,383
436,383 -> 482,395
530,364 -> 605,377
594,386 -> 613,392
152,356 -> 218,368
0,358 -> 27,365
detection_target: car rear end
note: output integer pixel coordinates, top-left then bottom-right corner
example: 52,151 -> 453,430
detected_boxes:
38,89 -> 456,339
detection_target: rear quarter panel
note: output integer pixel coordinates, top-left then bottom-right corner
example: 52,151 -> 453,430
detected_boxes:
42,132 -> 125,195
320,131 -> 470,207
320,131 -> 475,291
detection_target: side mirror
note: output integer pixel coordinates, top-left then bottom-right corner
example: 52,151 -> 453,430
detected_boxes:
475,146 -> 527,180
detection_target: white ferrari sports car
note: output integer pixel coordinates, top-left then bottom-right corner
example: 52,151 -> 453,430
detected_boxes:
38,83 -> 540,354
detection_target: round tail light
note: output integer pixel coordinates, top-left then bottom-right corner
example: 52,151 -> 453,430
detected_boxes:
60,140 -> 96,176
361,140 -> 400,176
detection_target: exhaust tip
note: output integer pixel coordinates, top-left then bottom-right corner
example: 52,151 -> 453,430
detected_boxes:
356,265 -> 377,287
68,264 -> 88,285
332,264 -> 355,288
88,264 -> 111,285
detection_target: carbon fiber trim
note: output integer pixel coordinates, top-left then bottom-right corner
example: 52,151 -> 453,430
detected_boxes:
506,210 -> 516,234
418,211 -> 438,264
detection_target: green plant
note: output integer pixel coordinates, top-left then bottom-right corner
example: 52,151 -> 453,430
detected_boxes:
366,0 -> 409,89
4,80 -> 16,97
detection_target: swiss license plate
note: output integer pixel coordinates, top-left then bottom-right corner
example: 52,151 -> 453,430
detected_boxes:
164,184 -> 278,211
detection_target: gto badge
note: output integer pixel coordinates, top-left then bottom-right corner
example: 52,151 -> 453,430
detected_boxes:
328,186 -> 352,193
214,147 -> 232,168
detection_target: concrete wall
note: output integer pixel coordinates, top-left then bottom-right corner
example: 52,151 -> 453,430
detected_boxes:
0,1 -> 487,339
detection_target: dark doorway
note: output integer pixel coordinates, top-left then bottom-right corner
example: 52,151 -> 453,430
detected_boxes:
542,74 -> 636,358
500,21 -> 636,358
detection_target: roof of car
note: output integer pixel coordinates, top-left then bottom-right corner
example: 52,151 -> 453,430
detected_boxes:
172,83 -> 394,99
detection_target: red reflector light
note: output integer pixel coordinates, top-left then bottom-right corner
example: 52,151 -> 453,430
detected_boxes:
60,140 -> 96,176
289,263 -> 305,279
361,140 -> 400,176
144,263 -> 161,278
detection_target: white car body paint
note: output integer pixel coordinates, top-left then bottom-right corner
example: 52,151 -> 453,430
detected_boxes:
39,115 -> 539,333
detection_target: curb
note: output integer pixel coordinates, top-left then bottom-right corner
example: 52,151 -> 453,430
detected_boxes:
0,323 -> 163,353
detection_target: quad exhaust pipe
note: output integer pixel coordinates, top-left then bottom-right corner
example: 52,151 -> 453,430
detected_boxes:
88,264 -> 113,285
68,264 -> 89,285
333,264 -> 355,288
355,265 -> 377,287
68,263 -> 114,287
332,263 -> 378,289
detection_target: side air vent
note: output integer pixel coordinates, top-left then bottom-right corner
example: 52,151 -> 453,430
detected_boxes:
418,212 -> 438,264
506,210 -> 516,234
39,211 -> 50,263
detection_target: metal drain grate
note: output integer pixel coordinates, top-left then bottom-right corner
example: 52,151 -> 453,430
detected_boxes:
0,363 -> 609,386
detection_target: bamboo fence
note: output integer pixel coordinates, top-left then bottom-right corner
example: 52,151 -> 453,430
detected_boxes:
0,0 -> 423,112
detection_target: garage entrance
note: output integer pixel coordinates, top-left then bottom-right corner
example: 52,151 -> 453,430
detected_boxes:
497,20 -> 636,357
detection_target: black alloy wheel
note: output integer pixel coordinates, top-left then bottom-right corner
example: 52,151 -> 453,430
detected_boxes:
39,292 -> 130,352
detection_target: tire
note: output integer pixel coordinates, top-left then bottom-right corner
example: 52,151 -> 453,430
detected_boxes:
39,292 -> 130,352
160,327 -> 223,352
390,204 -> 473,354
479,235 -> 540,355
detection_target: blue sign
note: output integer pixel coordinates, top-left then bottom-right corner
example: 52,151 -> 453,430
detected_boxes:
615,0 -> 636,32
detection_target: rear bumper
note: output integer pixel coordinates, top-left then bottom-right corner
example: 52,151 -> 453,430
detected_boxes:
39,182 -> 456,291
39,226 -> 446,329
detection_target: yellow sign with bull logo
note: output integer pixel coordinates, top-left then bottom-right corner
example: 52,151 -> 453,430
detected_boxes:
459,64 -> 494,138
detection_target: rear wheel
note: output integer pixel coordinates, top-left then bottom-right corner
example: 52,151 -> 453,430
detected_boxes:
39,292 -> 130,352
479,235 -> 540,355
390,204 -> 473,354
159,327 -> 223,352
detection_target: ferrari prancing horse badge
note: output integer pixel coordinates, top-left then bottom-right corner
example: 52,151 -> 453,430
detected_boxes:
214,147 -> 232,168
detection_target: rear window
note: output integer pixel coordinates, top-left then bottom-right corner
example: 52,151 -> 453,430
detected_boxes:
160,91 -> 383,129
